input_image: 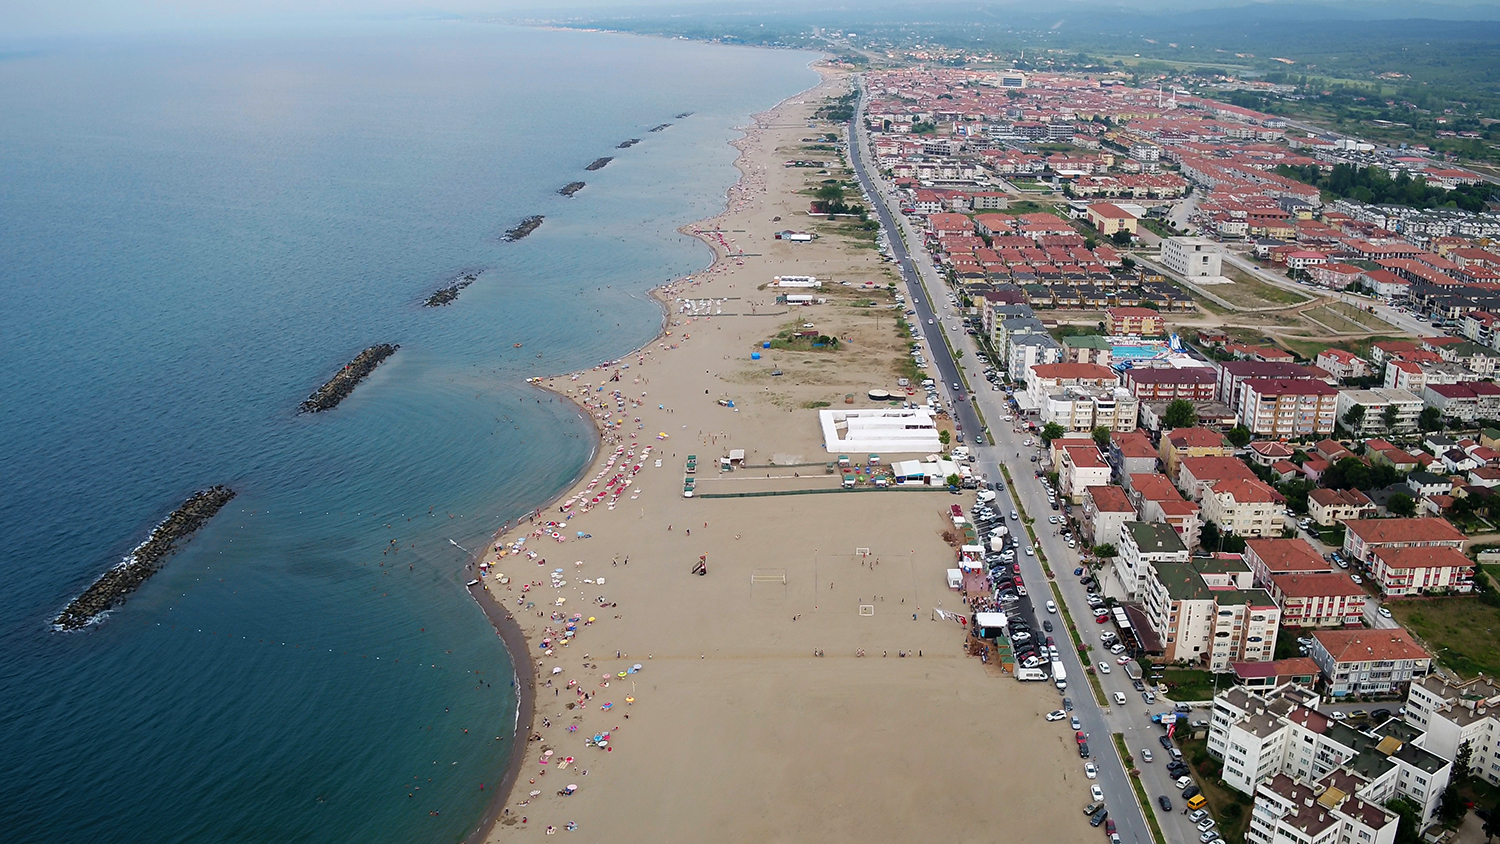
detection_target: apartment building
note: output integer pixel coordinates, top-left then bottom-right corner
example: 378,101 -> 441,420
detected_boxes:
1368,546 -> 1475,596
1200,478 -> 1287,538
1334,388 -> 1424,436
1306,488 -> 1377,528
1082,484 -> 1135,549
1210,684 -> 1449,831
1041,385 -> 1140,433
1141,555 -> 1278,670
1341,518 -> 1466,564
1116,520 -> 1189,599
1025,362 -> 1118,408
1309,628 -> 1433,697
1159,427 -> 1235,482
1244,538 -> 1334,587
1268,572 -> 1368,628
1405,675 -> 1500,786
1238,378 -> 1340,438
1218,361 -> 1322,411
1122,365 -> 1219,403
1105,306 -> 1166,336
1162,236 -> 1225,278
1178,455 -> 1260,501
1059,445 -> 1113,504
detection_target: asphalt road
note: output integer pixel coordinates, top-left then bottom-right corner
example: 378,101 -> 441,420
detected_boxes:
849,84 -> 1201,844
849,79 -> 1223,844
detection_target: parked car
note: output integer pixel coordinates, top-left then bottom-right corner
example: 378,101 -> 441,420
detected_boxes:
1090,784 -> 1104,802
1158,795 -> 1173,812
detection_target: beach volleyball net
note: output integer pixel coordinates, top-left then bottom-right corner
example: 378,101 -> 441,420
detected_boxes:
750,568 -> 787,584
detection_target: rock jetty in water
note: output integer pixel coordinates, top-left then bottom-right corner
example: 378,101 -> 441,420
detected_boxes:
584,157 -> 612,171
649,123 -> 671,133
502,215 -> 543,242
558,181 -> 586,197
300,344 -> 399,413
617,139 -> 640,149
424,270 -> 480,307
675,111 -> 693,119
54,486 -> 237,631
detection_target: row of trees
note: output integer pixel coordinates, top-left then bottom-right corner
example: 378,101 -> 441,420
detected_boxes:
1274,162 -> 1495,213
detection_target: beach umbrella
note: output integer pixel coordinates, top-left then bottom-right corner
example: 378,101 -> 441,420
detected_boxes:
625,696 -> 635,704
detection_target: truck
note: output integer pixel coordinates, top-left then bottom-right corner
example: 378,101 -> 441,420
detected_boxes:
1015,667 -> 1047,681
1052,662 -> 1068,691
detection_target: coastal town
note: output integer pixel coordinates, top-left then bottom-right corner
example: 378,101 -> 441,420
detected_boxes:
466,60 -> 1500,844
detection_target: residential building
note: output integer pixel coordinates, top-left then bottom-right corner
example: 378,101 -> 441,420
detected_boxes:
1110,429 -> 1159,479
1105,306 -> 1165,337
1423,381 -> 1500,423
1041,385 -> 1140,434
1130,472 -> 1204,551
1122,365 -> 1218,403
1200,478 -> 1288,538
1059,445 -> 1113,504
1162,236 -> 1225,278
1404,675 -> 1500,785
1061,334 -> 1113,366
1218,361 -> 1322,411
1116,520 -> 1189,599
1341,518 -> 1466,564
1306,488 -> 1377,528
1160,427 -> 1235,482
1082,484 -> 1135,549
1086,202 -> 1139,236
1315,348 -> 1370,381
1178,455 -> 1260,501
1310,628 -> 1433,697
1239,378 -> 1340,438
1247,440 -> 1297,467
1368,546 -> 1475,596
1268,572 -> 1368,627
1141,557 -> 1279,670
1025,362 -> 1117,408
1334,388 -> 1424,436
1244,538 -> 1333,586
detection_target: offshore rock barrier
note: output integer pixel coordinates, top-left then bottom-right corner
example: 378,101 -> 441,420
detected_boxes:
649,123 -> 671,133
300,344 -> 399,413
502,215 -> 543,242
424,270 -> 480,307
558,181 -> 586,197
675,111 -> 693,119
584,157 -> 612,171
54,486 -> 237,631
617,138 -> 640,149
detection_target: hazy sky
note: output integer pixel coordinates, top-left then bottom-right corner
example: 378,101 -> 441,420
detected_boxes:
0,0 -> 658,37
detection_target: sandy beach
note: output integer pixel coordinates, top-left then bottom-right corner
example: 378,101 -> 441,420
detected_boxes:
467,67 -> 1098,842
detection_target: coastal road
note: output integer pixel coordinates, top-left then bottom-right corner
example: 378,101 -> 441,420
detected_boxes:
851,80 -> 1177,844
852,79 -> 1201,844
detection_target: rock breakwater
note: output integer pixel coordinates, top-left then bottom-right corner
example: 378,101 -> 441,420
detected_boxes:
54,486 -> 237,631
424,270 -> 480,307
616,138 -> 640,149
300,344 -> 399,413
502,215 -> 543,242
675,111 -> 693,119
584,157 -> 612,171
649,123 -> 671,133
558,181 -> 586,197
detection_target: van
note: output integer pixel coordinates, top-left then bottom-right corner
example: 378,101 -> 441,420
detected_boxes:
1186,794 -> 1208,811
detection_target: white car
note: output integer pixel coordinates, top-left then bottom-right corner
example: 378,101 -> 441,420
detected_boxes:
1097,662 -> 1111,674
1048,516 -> 1058,524
1091,784 -> 1104,802
1046,709 -> 1067,721
1046,600 -> 1058,614
1141,748 -> 1153,762
1117,656 -> 1132,665
1109,643 -> 1126,654
1085,762 -> 1098,779
1330,710 -> 1347,721
1378,607 -> 1393,618
1113,692 -> 1127,705
1176,775 -> 1194,788
1025,547 -> 1034,556
1351,575 -> 1363,584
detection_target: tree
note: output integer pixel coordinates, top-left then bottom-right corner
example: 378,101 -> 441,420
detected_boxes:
1164,399 -> 1198,430
1093,543 -> 1118,558
1386,797 -> 1425,844
1111,229 -> 1133,245
1343,403 -> 1367,431
1388,493 -> 1417,518
1041,422 -> 1066,444
1227,425 -> 1252,448
954,349 -> 964,361
945,473 -> 963,489
1421,406 -> 1444,432
1455,741 -> 1474,786
1438,782 -> 1468,826
1383,404 -> 1400,431
939,429 -> 952,450
1093,425 -> 1112,448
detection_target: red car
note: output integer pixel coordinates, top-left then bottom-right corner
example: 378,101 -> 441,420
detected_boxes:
1095,614 -> 1109,624
1106,819 -> 1117,835
1076,731 -> 1087,744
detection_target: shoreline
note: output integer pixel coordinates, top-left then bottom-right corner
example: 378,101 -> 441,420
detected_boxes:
458,64 -> 831,843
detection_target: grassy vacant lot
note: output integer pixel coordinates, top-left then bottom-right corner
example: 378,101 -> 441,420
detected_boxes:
1212,267 -> 1312,310
1303,304 -> 1371,334
1387,597 -> 1500,679
1160,668 -> 1218,702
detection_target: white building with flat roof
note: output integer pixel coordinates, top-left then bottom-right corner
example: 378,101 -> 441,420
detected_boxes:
1161,236 -> 1225,278
819,408 -> 941,454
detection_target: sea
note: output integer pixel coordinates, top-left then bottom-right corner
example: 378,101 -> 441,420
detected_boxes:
0,23 -> 818,843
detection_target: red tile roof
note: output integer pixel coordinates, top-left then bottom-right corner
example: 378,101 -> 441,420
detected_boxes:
1346,518 -> 1465,544
1313,628 -> 1431,663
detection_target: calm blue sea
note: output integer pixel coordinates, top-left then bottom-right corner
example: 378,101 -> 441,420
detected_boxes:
0,24 -> 817,843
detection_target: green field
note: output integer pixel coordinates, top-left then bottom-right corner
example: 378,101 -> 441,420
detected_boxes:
1387,597 -> 1500,679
